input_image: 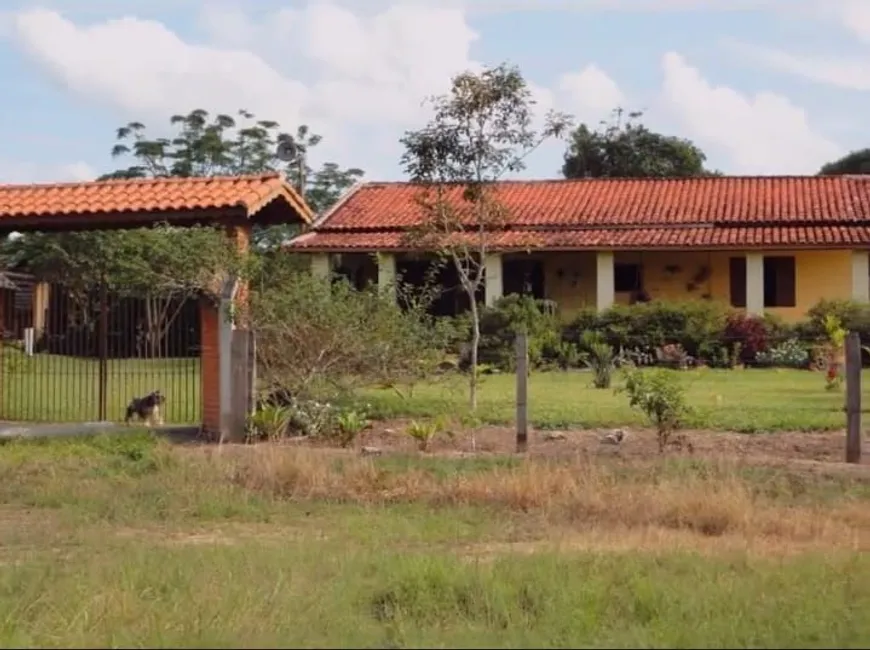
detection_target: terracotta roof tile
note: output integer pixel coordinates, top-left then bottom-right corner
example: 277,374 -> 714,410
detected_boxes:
287,176 -> 870,252
0,173 -> 313,223
289,225 -> 870,251
316,176 -> 870,230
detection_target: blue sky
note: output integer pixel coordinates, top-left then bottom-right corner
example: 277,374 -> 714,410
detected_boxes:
0,0 -> 867,184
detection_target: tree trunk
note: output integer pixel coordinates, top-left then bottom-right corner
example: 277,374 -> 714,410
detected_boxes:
468,298 -> 480,413
144,296 -> 162,358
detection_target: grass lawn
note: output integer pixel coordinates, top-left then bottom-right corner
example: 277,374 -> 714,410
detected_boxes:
0,348 -> 201,423
360,367 -> 870,433
0,431 -> 867,647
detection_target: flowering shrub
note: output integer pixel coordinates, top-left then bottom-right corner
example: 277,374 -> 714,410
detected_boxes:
754,339 -> 809,369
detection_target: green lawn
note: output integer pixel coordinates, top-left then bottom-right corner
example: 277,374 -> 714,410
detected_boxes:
360,367 -> 868,432
0,432 -> 867,647
0,348 -> 201,423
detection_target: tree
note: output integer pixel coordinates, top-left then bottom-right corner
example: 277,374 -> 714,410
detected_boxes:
105,109 -> 365,245
819,148 -> 870,175
562,108 -> 715,179
248,254 -> 447,405
6,109 -> 364,355
400,63 -> 572,413
0,225 -> 241,356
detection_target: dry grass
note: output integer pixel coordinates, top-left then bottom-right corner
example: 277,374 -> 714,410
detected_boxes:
225,446 -> 870,551
2,431 -> 870,647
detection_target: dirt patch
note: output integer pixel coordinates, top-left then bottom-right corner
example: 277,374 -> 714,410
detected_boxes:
194,420 -> 870,480
347,420 -> 868,468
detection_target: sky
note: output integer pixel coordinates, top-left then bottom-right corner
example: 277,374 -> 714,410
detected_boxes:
0,0 -> 867,185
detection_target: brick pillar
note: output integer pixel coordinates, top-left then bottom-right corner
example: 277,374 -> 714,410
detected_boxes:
199,224 -> 251,439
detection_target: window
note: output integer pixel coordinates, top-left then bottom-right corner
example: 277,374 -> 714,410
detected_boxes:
728,255 -> 796,308
614,263 -> 642,293
729,257 -> 746,307
764,256 -> 796,307
503,259 -> 545,299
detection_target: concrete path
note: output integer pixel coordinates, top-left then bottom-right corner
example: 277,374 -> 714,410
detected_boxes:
0,422 -> 200,441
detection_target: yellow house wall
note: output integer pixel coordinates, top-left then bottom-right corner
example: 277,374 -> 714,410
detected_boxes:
537,249 -> 854,323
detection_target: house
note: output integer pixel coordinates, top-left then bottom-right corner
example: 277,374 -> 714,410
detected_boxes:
286,176 -> 870,322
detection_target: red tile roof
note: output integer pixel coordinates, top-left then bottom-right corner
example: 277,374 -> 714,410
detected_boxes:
288,176 -> 870,251
0,173 -> 313,224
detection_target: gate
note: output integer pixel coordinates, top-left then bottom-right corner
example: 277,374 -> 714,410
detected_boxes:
0,274 -> 202,424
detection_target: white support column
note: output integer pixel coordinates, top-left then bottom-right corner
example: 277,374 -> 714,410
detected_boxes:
852,250 -> 870,303
596,251 -> 615,312
310,254 -> 330,280
746,252 -> 765,316
484,254 -> 503,307
377,253 -> 397,301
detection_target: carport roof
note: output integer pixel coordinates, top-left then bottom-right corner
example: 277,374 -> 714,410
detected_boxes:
0,173 -> 313,232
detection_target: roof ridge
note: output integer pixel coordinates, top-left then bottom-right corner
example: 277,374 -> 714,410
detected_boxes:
0,172 -> 284,191
356,175 -> 868,187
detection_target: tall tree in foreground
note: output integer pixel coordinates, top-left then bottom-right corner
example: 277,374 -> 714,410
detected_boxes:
400,63 -> 572,413
818,148 -> 870,175
562,108 -> 715,179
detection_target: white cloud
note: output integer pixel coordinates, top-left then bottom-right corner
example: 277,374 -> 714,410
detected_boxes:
660,52 -> 842,174
835,0 -> 870,42
726,40 -> 870,91
13,9 -> 310,128
725,0 -> 870,91
558,64 -> 625,125
0,160 -> 96,184
3,3 -> 842,178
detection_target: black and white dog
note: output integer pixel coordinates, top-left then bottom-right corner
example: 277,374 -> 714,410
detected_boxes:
124,390 -> 165,427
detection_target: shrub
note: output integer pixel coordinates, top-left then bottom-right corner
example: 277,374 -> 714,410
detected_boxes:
249,260 -> 447,403
477,294 -> 561,371
246,404 -> 293,441
564,301 -> 728,363
579,331 -> 618,389
655,343 -> 692,369
334,409 -> 371,448
722,313 -> 769,364
551,340 -> 583,370
247,398 -> 340,440
405,419 -> 443,451
754,338 -> 810,369
619,367 -> 690,452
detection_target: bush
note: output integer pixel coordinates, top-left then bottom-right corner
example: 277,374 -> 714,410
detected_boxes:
799,300 -> 870,361
564,301 -> 728,363
477,294 -> 561,371
619,367 -> 690,452
754,339 -> 810,369
249,259 -> 448,403
578,331 -> 618,389
247,398 -> 339,441
722,313 -> 769,364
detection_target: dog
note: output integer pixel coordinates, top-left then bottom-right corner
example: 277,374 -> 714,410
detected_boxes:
124,390 -> 165,427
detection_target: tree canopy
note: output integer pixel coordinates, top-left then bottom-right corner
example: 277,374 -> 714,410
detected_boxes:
562,108 -> 716,179
101,109 -> 364,246
818,148 -> 870,175
0,109 -> 365,355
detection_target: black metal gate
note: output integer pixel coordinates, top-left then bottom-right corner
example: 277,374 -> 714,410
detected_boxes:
0,275 -> 202,424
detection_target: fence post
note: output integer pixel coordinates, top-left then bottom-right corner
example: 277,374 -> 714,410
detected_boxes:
845,332 -> 862,464
516,332 -> 528,453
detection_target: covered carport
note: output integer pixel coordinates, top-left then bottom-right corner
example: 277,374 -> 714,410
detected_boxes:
0,172 -> 312,439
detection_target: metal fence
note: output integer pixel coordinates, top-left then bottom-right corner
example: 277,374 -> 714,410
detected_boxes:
0,276 -> 202,424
